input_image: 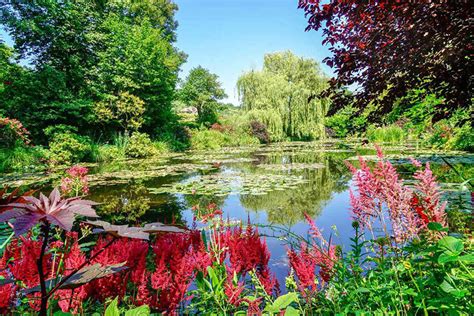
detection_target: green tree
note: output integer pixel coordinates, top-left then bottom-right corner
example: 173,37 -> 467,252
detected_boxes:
0,0 -> 184,141
237,51 -> 330,141
94,91 -> 145,133
179,66 -> 227,126
93,6 -> 185,135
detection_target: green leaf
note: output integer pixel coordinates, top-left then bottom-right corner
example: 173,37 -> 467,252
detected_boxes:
438,236 -> 464,256
272,292 -> 298,310
264,292 -> 299,312
458,254 -> 474,263
104,297 -> 120,316
438,253 -> 459,264
427,222 -> 447,232
439,279 -> 467,298
285,306 -> 300,316
355,287 -> 370,293
125,305 -> 150,316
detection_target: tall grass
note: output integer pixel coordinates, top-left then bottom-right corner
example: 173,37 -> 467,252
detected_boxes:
0,145 -> 46,173
366,124 -> 406,143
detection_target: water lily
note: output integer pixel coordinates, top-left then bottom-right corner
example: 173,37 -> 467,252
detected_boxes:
0,188 -> 99,236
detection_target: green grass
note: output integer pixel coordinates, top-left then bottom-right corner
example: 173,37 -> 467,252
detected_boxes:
366,124 -> 406,143
0,145 -> 46,173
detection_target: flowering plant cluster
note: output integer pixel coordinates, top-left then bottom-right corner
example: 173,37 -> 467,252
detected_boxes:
0,117 -> 31,147
60,165 -> 90,196
346,146 -> 446,243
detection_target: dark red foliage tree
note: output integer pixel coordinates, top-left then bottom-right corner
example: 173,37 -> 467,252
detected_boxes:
298,0 -> 473,121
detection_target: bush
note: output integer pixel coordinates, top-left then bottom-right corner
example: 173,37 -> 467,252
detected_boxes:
47,132 -> 92,166
366,124 -> 406,143
153,141 -> 170,153
250,120 -> 270,144
0,117 -> 31,148
196,104 -> 219,127
94,144 -> 126,162
190,128 -> 259,150
190,129 -> 226,150
448,123 -> 474,152
125,131 -> 158,158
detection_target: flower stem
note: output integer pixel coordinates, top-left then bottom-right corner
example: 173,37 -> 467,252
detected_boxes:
38,222 -> 51,316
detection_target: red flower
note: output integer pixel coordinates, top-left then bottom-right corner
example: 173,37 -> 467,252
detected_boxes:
0,271 -> 16,313
55,234 -> 89,313
224,225 -> 278,295
90,237 -> 148,302
150,232 -> 211,313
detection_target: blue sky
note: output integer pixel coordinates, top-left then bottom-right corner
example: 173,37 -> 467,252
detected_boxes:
1,0 -> 332,105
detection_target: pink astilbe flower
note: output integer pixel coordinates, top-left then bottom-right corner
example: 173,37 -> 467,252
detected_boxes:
224,273 -> 244,306
134,271 -> 155,307
288,243 -> 317,294
223,225 -> 278,295
347,147 -> 448,243
243,297 -> 263,316
2,236 -> 53,311
288,216 -> 338,298
304,213 -> 323,240
0,271 -> 16,313
413,162 -> 447,226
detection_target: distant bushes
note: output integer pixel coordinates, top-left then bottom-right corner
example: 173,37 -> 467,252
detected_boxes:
47,132 -> 93,166
0,117 -> 45,173
190,126 -> 259,150
93,132 -> 170,162
366,124 -> 406,143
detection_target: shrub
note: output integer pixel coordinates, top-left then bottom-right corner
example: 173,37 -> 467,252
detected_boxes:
0,117 -> 31,148
224,131 -> 260,147
448,123 -> 474,152
47,132 -> 92,166
426,120 -> 473,152
250,120 -> 270,144
153,141 -> 170,153
196,103 -> 219,127
125,132 -> 157,158
93,145 -> 125,162
190,129 -> 226,150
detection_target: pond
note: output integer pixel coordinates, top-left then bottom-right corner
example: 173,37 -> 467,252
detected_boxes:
1,140 -> 472,287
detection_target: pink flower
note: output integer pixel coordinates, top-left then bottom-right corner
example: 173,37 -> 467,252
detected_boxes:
347,147 -> 447,243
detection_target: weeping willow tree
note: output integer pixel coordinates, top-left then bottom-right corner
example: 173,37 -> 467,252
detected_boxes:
237,51 -> 330,141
